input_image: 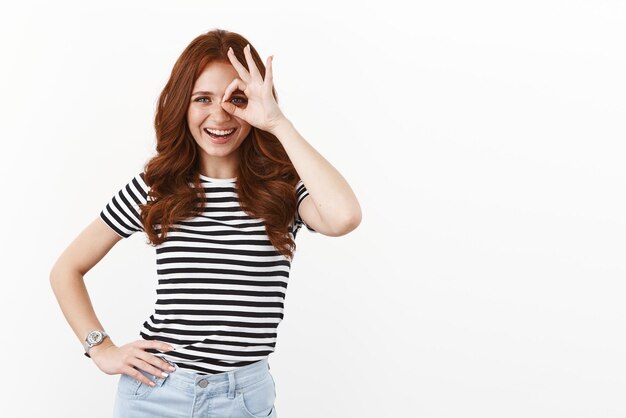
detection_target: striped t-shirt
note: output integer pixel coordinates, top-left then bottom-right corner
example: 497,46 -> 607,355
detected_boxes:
99,172 -> 316,374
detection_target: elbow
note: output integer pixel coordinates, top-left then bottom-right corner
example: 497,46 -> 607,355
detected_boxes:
49,258 -> 66,283
332,208 -> 362,237
49,264 -> 64,288
49,263 -> 59,285
49,260 -> 79,287
347,206 -> 362,231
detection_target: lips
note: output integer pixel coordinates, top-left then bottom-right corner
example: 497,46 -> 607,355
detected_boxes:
204,127 -> 236,135
203,127 -> 236,144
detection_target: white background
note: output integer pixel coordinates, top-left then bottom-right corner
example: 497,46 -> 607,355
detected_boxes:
1,0 -> 625,417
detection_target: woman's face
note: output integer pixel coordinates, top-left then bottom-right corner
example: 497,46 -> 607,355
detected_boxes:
187,61 -> 252,175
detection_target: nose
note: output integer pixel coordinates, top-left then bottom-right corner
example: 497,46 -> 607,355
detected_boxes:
209,101 -> 232,122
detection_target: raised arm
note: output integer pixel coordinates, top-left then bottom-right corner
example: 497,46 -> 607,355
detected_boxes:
272,119 -> 362,237
219,45 -> 362,237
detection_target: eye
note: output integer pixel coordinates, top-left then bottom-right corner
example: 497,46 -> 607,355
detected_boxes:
194,97 -> 210,103
231,97 -> 247,105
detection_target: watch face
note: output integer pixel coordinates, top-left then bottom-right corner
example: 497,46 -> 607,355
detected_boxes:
87,331 -> 103,345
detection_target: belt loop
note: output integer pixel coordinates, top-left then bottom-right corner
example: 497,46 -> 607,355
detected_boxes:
227,370 -> 236,399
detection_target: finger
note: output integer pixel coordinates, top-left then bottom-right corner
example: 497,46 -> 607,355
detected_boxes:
138,339 -> 175,353
243,44 -> 262,82
227,46 -> 251,83
141,350 -> 176,373
222,77 -> 247,104
158,341 -> 175,351
148,352 -> 176,374
124,366 -> 156,387
134,355 -> 171,381
220,100 -> 243,119
265,55 -> 273,88
132,341 -> 174,371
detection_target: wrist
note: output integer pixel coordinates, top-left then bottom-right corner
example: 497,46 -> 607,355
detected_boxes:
270,117 -> 294,139
88,339 -> 115,358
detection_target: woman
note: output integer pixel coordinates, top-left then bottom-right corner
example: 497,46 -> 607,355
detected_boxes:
50,28 -> 361,417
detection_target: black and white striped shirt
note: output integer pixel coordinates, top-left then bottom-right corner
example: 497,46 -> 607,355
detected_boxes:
99,172 -> 316,374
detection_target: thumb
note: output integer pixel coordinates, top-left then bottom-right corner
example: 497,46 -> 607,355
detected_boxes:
221,101 -> 242,118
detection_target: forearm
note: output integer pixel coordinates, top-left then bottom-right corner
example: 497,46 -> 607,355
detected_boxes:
271,118 -> 361,229
49,269 -> 115,355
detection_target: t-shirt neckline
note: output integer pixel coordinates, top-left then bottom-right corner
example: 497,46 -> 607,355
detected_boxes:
199,173 -> 237,183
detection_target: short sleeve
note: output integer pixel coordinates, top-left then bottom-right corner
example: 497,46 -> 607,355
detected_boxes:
293,179 -> 317,235
99,172 -> 150,238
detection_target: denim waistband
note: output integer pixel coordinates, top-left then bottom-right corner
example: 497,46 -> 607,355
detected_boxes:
146,357 -> 271,398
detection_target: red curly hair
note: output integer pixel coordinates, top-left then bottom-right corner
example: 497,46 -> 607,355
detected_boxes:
139,28 -> 302,260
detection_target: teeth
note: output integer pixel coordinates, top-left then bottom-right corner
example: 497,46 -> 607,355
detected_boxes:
205,128 -> 235,136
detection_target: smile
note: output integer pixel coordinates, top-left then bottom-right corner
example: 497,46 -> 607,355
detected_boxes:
204,127 -> 236,144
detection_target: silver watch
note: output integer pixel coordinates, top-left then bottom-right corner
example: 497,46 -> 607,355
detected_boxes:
83,330 -> 109,358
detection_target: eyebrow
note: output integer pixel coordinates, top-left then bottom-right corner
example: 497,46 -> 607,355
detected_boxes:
191,89 -> 245,97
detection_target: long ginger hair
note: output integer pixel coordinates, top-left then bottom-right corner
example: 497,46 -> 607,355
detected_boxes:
139,28 -> 302,260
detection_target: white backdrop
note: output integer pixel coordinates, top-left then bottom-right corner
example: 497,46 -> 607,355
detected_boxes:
1,1 -> 625,417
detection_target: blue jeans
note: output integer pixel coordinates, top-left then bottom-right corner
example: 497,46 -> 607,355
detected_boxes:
113,357 -> 277,418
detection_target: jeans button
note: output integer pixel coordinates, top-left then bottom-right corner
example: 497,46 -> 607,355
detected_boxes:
198,379 -> 208,388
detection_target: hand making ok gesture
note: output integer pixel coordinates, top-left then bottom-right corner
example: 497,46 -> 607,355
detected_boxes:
220,44 -> 287,134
